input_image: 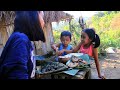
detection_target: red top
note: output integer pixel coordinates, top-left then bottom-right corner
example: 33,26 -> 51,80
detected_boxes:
79,44 -> 93,57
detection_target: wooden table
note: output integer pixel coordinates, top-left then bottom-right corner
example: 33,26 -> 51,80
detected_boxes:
35,68 -> 91,79
35,55 -> 91,79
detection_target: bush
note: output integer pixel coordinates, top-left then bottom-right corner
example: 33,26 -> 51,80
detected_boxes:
53,30 -> 61,44
98,29 -> 120,54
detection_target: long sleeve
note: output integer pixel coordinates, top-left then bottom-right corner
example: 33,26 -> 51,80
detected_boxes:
0,32 -> 33,79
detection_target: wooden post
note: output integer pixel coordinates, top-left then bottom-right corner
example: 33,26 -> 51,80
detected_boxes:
79,16 -> 87,30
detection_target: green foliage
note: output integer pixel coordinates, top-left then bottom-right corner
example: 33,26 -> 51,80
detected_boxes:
88,11 -> 120,54
52,11 -> 120,56
53,30 -> 61,44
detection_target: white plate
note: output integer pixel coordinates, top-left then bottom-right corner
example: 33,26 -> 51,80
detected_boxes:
58,53 -> 83,58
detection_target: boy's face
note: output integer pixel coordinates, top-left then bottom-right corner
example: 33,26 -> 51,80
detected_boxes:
60,36 -> 71,47
81,31 -> 92,45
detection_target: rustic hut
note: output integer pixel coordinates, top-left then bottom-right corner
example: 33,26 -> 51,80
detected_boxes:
0,11 -> 73,56
0,11 -> 15,47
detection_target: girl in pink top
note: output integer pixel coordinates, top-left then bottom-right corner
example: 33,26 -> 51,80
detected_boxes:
64,28 -> 105,79
79,44 -> 93,57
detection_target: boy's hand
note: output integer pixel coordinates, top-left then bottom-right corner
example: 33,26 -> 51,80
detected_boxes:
57,49 -> 65,56
55,47 -> 58,52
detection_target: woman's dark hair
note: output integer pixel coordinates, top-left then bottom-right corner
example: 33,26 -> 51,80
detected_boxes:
82,28 -> 100,48
13,11 -> 45,42
60,31 -> 72,40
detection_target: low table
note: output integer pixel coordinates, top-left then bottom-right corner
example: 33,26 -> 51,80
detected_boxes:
35,68 -> 91,79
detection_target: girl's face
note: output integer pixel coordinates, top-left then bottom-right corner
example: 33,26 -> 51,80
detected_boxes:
81,31 -> 92,45
60,36 -> 71,47
38,11 -> 45,29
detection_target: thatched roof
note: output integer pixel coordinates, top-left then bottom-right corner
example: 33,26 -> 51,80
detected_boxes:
0,11 -> 73,26
0,11 -> 15,25
44,11 -> 73,24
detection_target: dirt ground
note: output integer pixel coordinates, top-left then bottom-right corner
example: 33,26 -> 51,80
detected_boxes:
91,53 -> 120,79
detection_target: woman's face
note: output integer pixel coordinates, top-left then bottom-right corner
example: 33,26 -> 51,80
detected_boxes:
38,11 -> 45,29
81,31 -> 92,45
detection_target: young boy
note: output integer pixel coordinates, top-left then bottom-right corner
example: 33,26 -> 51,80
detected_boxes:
51,31 -> 72,63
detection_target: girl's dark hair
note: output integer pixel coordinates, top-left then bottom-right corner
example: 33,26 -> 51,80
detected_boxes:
13,11 -> 45,42
60,31 -> 72,40
82,28 -> 100,48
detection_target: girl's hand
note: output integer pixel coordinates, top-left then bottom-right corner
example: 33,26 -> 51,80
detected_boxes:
98,75 -> 106,79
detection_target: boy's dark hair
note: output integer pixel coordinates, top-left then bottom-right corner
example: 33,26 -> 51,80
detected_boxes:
82,28 -> 100,48
13,11 -> 45,42
60,31 -> 72,40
